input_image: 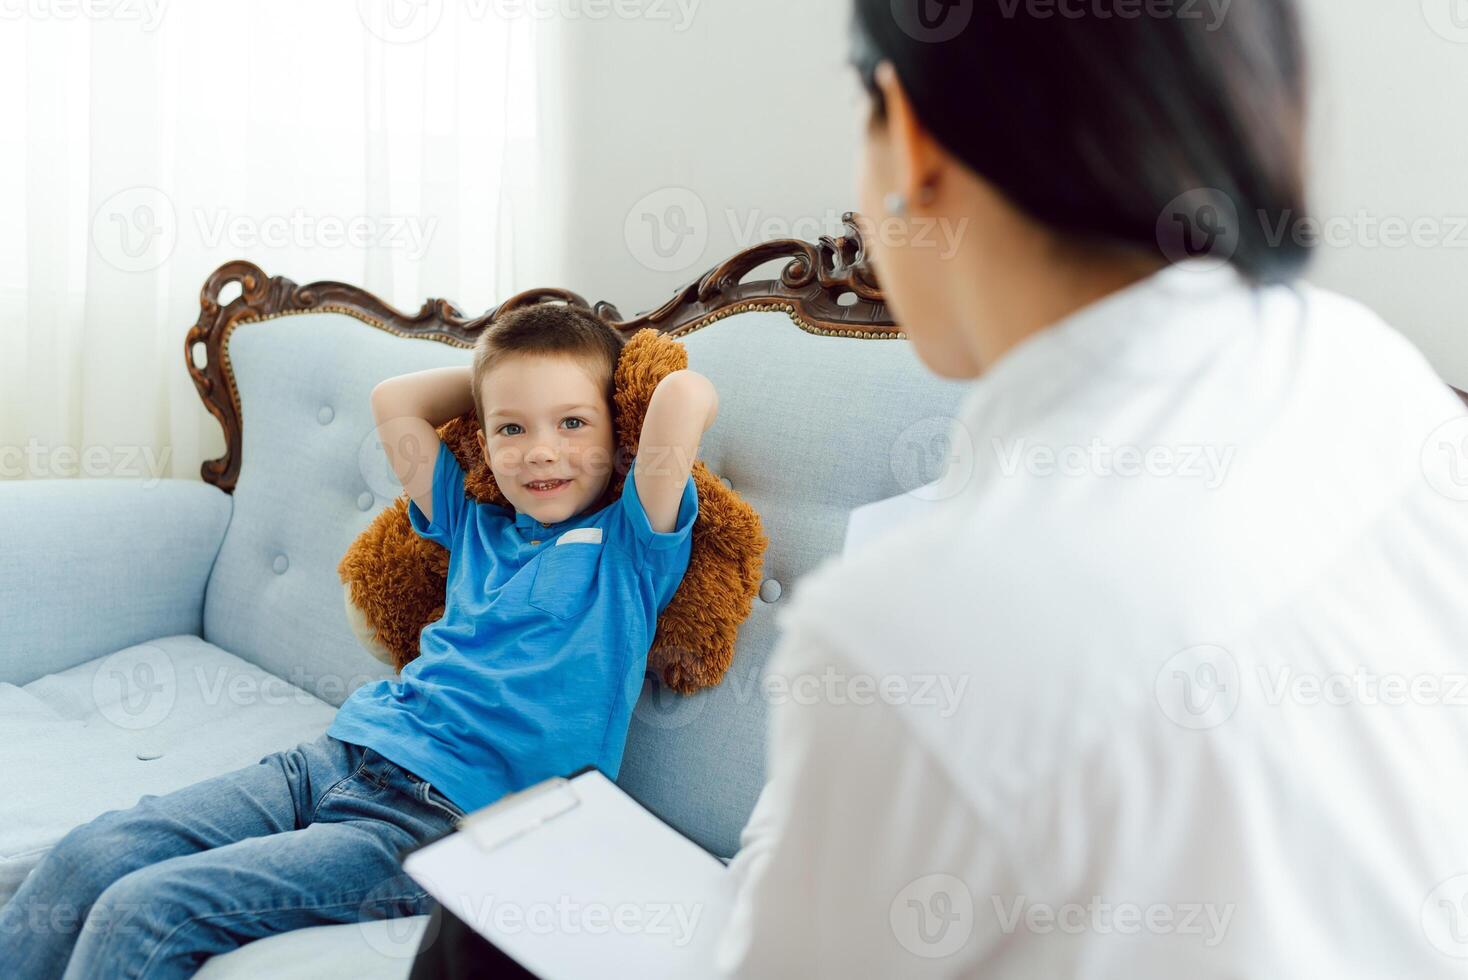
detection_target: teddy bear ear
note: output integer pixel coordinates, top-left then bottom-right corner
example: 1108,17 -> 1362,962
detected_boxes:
611,326 -> 690,470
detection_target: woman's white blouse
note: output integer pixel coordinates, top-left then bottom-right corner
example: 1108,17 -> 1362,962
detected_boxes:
713,260 -> 1468,978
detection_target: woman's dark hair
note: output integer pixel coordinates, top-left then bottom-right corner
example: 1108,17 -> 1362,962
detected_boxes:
852,0 -> 1313,283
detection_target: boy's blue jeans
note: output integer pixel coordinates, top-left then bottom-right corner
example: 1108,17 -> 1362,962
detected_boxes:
0,730 -> 466,979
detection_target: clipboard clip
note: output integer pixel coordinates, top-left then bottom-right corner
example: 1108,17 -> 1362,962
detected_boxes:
458,775 -> 582,854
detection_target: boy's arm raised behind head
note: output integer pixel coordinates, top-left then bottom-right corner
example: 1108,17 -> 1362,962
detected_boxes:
371,366 -> 475,525
633,369 -> 719,533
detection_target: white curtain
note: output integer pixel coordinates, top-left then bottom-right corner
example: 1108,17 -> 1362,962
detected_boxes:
0,0 -> 558,485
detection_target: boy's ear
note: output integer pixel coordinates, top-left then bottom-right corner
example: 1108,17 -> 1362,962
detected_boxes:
475,427 -> 487,461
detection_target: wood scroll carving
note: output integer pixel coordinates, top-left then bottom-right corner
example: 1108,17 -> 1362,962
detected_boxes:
185,212 -> 897,492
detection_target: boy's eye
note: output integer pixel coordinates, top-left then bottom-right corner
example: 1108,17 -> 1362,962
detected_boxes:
497,419 -> 584,436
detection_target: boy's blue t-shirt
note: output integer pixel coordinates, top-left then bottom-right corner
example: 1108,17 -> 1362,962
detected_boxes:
327,439 -> 698,815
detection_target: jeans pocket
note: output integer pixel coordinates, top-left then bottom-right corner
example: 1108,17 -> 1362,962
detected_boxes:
418,780 -> 466,824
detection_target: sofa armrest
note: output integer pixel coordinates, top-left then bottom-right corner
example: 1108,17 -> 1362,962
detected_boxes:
0,478 -> 232,686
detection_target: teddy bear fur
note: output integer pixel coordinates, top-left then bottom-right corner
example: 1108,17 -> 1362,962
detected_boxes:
337,326 -> 768,693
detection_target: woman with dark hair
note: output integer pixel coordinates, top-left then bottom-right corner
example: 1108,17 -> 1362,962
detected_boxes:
412,2 -> 1468,976
710,0 -> 1468,976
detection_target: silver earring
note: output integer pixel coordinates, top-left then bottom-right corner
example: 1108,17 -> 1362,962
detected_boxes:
884,192 -> 908,217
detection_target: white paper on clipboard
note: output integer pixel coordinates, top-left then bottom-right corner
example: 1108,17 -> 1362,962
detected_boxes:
402,769 -> 732,980
842,480 -> 946,558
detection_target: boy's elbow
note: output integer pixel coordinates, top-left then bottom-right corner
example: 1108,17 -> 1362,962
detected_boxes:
370,380 -> 408,420
661,370 -> 719,431
703,387 -> 718,432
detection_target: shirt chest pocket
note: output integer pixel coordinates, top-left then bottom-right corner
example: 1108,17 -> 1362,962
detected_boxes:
527,542 -> 603,620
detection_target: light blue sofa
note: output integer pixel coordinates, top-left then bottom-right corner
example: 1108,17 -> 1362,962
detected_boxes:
0,228 -> 968,977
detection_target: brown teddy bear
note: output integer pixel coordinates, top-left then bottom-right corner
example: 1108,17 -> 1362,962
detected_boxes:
337,325 -> 768,694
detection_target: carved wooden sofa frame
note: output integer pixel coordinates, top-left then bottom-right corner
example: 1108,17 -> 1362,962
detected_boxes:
183,213 -> 902,493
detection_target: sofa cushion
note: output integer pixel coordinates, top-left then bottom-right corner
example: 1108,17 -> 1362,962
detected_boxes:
0,634 -> 337,906
0,477 -> 231,687
195,917 -> 427,980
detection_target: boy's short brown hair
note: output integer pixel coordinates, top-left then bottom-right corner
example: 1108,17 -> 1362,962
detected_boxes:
470,304 -> 625,432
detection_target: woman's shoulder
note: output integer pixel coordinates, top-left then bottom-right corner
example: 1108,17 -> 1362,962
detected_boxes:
1288,279 -> 1441,387
773,502 -> 994,676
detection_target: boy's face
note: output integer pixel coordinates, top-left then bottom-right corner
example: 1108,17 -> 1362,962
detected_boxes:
475,354 -> 616,525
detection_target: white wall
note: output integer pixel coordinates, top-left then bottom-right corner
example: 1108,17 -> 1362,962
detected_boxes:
548,1 -> 1468,384
544,0 -> 865,317
1300,0 -> 1468,387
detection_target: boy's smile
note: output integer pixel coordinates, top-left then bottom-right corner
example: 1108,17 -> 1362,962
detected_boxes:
474,353 -> 616,525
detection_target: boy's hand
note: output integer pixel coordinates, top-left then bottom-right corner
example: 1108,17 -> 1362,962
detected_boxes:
370,366 -> 474,525
372,389 -> 443,525
634,370 -> 719,533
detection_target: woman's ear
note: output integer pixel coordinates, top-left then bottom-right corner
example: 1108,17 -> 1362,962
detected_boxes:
873,61 -> 944,208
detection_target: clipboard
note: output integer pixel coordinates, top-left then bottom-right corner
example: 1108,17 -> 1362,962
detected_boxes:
397,767 -> 732,979
842,479 -> 946,558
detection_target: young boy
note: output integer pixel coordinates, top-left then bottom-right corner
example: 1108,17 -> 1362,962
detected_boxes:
0,305 -> 718,979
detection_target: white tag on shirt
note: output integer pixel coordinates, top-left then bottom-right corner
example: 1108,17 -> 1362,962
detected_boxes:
556,526 -> 603,546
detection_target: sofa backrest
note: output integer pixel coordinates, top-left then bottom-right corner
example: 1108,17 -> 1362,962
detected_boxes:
203,305 -> 967,857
